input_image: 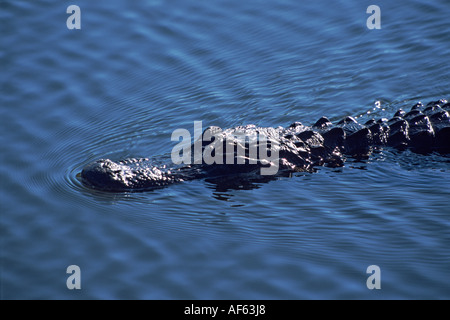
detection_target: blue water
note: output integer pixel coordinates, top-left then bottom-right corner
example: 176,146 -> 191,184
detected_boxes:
1,0 -> 450,299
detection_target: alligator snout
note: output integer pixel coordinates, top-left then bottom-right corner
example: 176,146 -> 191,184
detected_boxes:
81,160 -> 130,191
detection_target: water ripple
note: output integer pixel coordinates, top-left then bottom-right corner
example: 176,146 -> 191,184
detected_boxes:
2,0 -> 450,299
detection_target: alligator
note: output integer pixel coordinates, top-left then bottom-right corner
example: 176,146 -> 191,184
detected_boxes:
81,99 -> 450,192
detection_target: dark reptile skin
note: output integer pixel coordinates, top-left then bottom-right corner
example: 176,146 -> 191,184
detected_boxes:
81,99 -> 450,192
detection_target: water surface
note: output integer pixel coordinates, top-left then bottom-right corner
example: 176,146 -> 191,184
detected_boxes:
1,0 -> 450,299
